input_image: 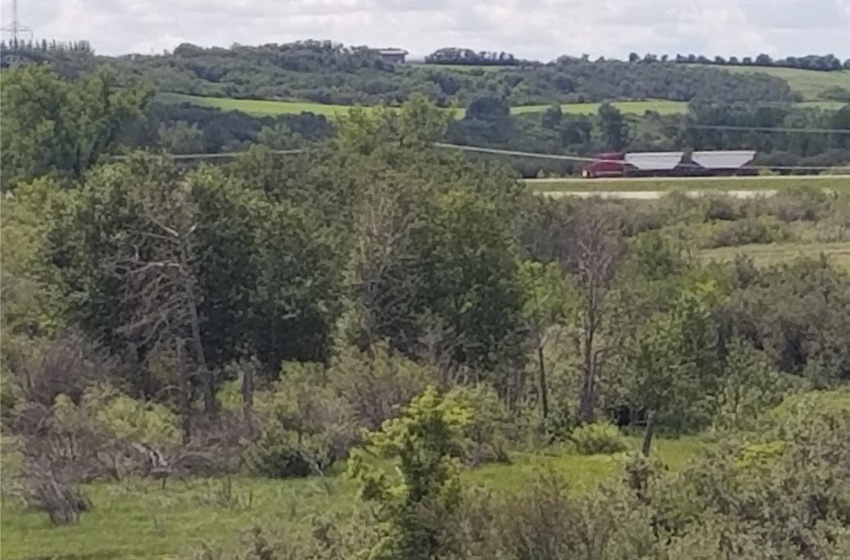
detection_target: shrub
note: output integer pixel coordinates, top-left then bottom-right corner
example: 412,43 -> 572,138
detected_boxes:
701,196 -> 743,222
0,369 -> 23,429
324,343 -> 435,429
16,464 -> 91,526
444,383 -> 515,465
709,216 -> 789,248
570,422 -> 628,455
243,427 -> 333,479
86,387 -> 181,449
347,386 -> 471,560
2,333 -> 115,408
765,187 -> 833,222
760,389 -> 850,438
246,372 -> 358,478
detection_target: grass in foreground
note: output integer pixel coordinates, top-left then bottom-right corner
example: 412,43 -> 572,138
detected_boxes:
524,175 -> 850,194
0,437 -> 702,560
701,241 -> 850,270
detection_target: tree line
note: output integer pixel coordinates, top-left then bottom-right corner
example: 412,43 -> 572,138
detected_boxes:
2,40 -> 807,107
424,47 -> 521,66
673,52 -> 850,72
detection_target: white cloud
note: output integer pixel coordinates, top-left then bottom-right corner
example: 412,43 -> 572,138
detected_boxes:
2,0 -> 848,59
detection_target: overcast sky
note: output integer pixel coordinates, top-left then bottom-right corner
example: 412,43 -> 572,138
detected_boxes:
2,0 -> 849,60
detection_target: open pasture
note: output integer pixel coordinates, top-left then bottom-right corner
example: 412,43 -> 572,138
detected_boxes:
0,438 -> 702,560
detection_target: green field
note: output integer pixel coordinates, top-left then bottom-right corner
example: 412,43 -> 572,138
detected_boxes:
159,93 -> 693,118
514,100 -> 688,115
524,174 -> 850,194
702,241 -> 850,270
161,91 -> 845,120
718,65 -> 850,101
407,62 -> 508,73
0,437 -> 702,560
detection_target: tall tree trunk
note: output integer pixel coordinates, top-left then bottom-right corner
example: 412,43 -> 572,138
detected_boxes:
537,344 -> 549,421
241,366 -> 254,437
177,343 -> 192,445
578,330 -> 596,423
182,242 -> 216,418
641,409 -> 656,456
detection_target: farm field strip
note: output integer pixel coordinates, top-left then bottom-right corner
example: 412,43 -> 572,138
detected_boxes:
715,65 -> 850,101
159,93 -> 688,117
159,93 -> 844,119
525,175 -> 850,195
701,241 -> 850,270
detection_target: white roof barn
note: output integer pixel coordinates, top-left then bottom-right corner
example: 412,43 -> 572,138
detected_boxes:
692,151 -> 757,169
624,152 -> 684,171
376,48 -> 408,63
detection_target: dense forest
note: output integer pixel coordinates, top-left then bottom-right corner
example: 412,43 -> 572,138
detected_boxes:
0,40 -> 815,106
674,52 -> 850,72
425,47 -> 522,66
2,57 -> 850,559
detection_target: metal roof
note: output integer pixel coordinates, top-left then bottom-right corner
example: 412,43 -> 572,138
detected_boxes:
624,152 -> 684,171
377,48 -> 408,55
692,151 -> 756,169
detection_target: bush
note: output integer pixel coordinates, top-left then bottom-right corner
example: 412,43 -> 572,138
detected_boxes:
246,371 -> 358,478
764,188 -> 832,222
709,216 -> 789,248
701,196 -> 743,222
87,387 -> 181,449
243,427 -> 333,479
760,389 -> 850,438
322,344 -> 435,430
15,464 -> 91,526
444,384 -> 515,465
570,422 -> 628,455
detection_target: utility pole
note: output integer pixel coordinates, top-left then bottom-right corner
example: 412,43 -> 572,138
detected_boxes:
1,0 -> 34,44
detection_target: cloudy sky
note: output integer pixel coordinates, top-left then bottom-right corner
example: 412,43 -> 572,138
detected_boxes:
2,0 -> 849,60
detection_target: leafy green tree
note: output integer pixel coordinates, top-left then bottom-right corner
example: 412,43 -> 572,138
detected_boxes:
335,171 -> 428,355
0,64 -> 151,189
256,122 -> 305,150
347,386 -> 470,560
0,179 -> 70,338
157,120 -> 205,154
596,101 -> 629,151
418,189 -> 526,378
335,93 -> 453,156
627,279 -> 722,452
518,260 -> 575,422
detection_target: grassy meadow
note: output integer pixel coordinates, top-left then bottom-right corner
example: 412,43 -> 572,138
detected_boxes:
717,65 -> 850,101
0,437 -> 704,560
523,174 -> 850,194
159,93 -> 695,118
159,92 -> 845,119
702,241 -> 850,271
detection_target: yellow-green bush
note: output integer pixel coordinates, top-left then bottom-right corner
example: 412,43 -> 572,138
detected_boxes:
570,421 -> 629,455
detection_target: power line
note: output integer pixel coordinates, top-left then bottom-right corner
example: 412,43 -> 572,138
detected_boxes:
108,149 -> 304,161
686,124 -> 850,134
433,143 -> 598,162
107,143 -> 850,172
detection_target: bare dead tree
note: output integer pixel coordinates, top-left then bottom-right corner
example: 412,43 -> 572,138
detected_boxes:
571,204 -> 623,424
115,179 -> 214,443
341,176 -> 425,355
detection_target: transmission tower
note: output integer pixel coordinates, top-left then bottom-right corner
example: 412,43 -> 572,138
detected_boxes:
1,0 -> 34,43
